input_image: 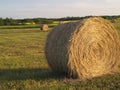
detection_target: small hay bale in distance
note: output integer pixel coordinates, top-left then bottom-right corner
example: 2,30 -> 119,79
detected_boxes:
45,17 -> 120,80
40,24 -> 49,31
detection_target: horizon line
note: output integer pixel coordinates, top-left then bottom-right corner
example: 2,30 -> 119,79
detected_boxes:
1,14 -> 120,19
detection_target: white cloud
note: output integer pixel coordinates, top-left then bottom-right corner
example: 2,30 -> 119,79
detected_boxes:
106,0 -> 120,3
1,0 -> 120,18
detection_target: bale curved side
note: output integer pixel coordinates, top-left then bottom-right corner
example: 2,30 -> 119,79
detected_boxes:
45,22 -> 81,73
45,17 -> 120,80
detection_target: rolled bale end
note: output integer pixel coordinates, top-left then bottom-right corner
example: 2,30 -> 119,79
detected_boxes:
45,17 -> 120,80
40,24 -> 49,31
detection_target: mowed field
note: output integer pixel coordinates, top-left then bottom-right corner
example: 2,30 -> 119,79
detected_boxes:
0,23 -> 120,90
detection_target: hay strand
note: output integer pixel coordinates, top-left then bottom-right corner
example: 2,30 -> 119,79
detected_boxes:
45,17 -> 120,80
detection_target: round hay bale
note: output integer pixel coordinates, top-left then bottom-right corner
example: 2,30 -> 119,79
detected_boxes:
40,24 -> 49,31
45,17 -> 120,80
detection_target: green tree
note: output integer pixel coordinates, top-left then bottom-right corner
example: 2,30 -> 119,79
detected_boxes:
0,18 -> 4,25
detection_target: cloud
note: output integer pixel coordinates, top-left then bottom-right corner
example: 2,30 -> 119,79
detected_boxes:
0,0 -> 120,18
106,0 -> 120,3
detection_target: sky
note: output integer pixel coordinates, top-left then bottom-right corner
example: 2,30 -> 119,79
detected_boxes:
0,0 -> 120,19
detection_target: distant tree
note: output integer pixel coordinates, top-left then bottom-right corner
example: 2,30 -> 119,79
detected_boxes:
0,15 -> 120,26
41,19 -> 53,24
33,18 -> 42,24
3,18 -> 17,25
0,18 -> 4,25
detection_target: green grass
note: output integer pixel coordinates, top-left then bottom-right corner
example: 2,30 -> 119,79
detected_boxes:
0,24 -> 57,30
114,22 -> 120,35
0,25 -> 40,29
0,24 -> 120,90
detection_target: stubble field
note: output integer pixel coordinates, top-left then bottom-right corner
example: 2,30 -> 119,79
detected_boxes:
0,23 -> 120,90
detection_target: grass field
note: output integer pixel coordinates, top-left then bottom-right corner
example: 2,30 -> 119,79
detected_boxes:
0,23 -> 120,90
0,24 -> 56,30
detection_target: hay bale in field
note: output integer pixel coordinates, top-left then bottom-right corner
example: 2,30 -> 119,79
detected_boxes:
45,17 -> 120,80
40,24 -> 49,31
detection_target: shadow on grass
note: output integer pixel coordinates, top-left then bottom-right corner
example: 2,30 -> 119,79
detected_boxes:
0,68 -> 68,81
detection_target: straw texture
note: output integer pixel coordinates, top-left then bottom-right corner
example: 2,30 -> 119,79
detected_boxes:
45,17 -> 120,80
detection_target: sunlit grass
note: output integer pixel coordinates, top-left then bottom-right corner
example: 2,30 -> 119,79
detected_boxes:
0,24 -> 119,90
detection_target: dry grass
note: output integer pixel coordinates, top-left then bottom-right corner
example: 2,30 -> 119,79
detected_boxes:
0,27 -> 119,89
40,24 -> 49,31
45,17 -> 120,80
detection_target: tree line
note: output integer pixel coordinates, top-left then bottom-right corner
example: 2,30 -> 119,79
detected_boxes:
0,18 -> 54,26
0,15 -> 120,26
